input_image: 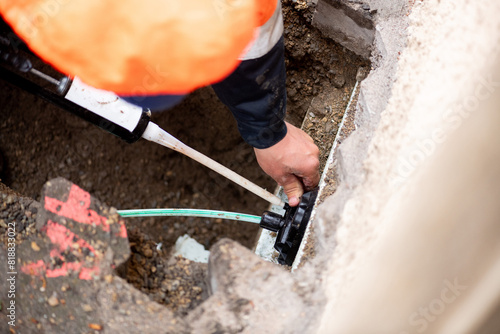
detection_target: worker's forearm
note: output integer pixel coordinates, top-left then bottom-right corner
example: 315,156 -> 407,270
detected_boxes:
212,36 -> 287,149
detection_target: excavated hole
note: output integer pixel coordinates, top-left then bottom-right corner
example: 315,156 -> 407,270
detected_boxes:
0,1 -> 369,316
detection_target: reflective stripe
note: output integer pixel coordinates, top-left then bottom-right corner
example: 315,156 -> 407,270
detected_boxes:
240,1 -> 283,60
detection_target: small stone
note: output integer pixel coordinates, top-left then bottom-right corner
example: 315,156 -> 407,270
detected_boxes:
104,275 -> 113,284
82,304 -> 93,312
332,74 -> 346,88
47,295 -> 59,307
325,122 -> 334,133
171,280 -> 180,291
88,323 -> 102,331
143,247 -> 153,258
31,242 -> 41,252
356,67 -> 368,81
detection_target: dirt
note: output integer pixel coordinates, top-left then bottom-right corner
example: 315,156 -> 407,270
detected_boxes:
0,0 -> 367,317
282,0 -> 369,169
319,80 -> 361,202
0,183 -> 40,246
121,228 -> 209,316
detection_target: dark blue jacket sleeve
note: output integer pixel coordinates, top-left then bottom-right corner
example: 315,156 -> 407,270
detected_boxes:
212,36 -> 287,149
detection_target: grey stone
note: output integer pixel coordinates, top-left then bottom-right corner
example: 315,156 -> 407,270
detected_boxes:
313,0 -> 375,59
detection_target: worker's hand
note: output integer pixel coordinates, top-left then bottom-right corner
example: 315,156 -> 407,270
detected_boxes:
254,122 -> 320,207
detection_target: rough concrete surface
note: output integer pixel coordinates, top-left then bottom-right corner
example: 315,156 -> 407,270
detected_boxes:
0,178 -> 185,333
313,0 -> 376,59
313,0 -> 500,332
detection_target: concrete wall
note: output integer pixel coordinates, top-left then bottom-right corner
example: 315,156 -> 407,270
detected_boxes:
313,0 -> 500,332
205,1 -> 500,333
312,0 -> 376,59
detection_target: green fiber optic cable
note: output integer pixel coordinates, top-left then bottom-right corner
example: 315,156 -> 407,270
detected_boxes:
117,208 -> 261,224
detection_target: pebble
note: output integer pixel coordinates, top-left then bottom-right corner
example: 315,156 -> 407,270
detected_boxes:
356,67 -> 368,81
31,241 -> 41,252
332,74 -> 346,88
143,248 -> 153,258
82,304 -> 93,312
326,122 -> 335,134
47,295 -> 59,307
88,323 -> 103,331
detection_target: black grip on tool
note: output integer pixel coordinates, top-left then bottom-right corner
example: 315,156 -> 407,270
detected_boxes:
0,65 -> 151,143
0,43 -> 32,72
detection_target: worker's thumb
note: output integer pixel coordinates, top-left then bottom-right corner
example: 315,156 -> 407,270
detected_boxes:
281,175 -> 304,207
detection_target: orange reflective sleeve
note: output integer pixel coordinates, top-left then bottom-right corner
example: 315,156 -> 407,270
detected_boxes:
0,0 -> 278,95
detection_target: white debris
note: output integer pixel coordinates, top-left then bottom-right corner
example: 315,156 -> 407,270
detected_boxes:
174,234 -> 210,263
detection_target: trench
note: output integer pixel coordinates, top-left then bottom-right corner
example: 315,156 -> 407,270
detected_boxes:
0,1 -> 368,316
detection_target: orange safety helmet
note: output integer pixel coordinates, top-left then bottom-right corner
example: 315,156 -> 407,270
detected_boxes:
0,0 -> 277,95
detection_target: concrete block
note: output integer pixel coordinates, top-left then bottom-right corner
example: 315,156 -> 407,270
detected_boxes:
8,178 -> 185,333
188,239 -> 324,334
313,0 -> 375,59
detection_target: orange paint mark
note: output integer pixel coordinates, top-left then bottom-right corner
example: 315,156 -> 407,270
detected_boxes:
21,221 -> 100,280
42,220 -> 97,255
44,184 -> 127,238
20,184 -> 127,281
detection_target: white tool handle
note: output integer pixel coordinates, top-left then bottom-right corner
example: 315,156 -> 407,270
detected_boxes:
142,122 -> 285,207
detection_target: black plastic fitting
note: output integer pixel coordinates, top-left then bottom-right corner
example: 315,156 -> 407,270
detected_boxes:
260,188 -> 318,266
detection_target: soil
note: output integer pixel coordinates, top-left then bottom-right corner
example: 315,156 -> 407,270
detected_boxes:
0,183 -> 39,245
122,228 -> 209,317
0,0 -> 367,316
282,0 -> 369,169
319,80 -> 361,202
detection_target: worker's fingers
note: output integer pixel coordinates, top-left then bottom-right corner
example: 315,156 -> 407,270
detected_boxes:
279,174 -> 305,207
300,168 -> 321,192
254,122 -> 320,207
